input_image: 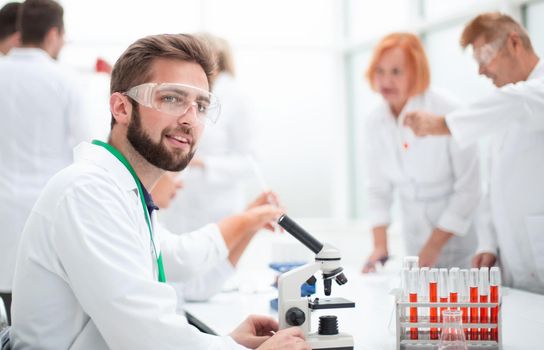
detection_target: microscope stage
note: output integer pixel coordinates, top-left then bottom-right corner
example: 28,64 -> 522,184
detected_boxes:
309,297 -> 355,310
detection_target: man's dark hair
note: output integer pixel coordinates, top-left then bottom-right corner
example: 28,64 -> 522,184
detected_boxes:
110,33 -> 217,128
18,0 -> 63,45
0,2 -> 21,41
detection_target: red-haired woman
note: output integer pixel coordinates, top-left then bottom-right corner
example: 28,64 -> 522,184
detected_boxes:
362,33 -> 480,271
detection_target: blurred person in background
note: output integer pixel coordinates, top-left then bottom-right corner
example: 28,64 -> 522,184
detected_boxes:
159,33 -> 256,234
0,0 -> 91,324
361,33 -> 480,272
0,2 -> 21,55
152,168 -> 281,305
405,13 -> 544,294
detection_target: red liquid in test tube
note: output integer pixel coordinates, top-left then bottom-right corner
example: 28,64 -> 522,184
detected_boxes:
459,269 -> 470,339
429,269 -> 439,340
410,293 -> 418,340
409,268 -> 419,340
490,267 -> 501,341
479,267 -> 490,340
469,268 -> 479,340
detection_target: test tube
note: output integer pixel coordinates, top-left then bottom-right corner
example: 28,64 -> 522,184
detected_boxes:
459,269 -> 470,338
490,267 -> 501,341
469,268 -> 479,340
449,268 -> 460,308
419,267 -> 430,339
438,268 -> 449,323
409,268 -> 419,340
479,267 -> 490,340
429,268 -> 439,340
403,256 -> 419,270
400,268 -> 410,319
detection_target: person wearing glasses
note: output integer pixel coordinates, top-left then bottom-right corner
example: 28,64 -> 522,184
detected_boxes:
361,33 -> 480,272
11,34 -> 309,350
405,13 -> 544,294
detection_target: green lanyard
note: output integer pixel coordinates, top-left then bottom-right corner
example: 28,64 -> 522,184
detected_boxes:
92,140 -> 166,283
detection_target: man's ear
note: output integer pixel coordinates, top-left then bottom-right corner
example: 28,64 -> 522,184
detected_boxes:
507,32 -> 522,53
110,93 -> 132,126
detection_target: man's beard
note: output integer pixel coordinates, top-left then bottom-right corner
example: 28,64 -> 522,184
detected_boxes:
127,107 -> 196,172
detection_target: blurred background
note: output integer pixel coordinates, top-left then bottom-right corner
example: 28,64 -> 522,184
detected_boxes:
4,0 -> 544,222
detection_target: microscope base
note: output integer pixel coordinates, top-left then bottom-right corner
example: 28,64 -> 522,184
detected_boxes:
308,332 -> 354,349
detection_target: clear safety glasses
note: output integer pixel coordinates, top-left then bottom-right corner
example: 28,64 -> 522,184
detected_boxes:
124,83 -> 221,124
473,36 -> 507,67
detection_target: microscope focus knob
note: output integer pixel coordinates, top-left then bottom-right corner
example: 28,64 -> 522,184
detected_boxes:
285,307 -> 306,326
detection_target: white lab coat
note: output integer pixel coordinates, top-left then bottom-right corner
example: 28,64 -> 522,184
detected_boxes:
159,73 -> 254,233
446,62 -> 544,294
363,89 -> 480,268
0,48 -> 92,292
11,142 -> 246,350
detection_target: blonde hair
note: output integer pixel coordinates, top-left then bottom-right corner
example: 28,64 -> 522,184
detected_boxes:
366,32 -> 430,97
196,33 -> 236,76
460,12 -> 533,51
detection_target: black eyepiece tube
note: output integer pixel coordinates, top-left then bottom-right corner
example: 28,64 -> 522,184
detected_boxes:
277,214 -> 324,254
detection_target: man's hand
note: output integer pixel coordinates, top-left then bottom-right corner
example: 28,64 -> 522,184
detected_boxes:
418,228 -> 454,267
472,252 -> 497,268
256,327 -> 310,350
245,191 -> 283,231
230,315 -> 278,349
247,191 -> 281,210
362,247 -> 389,273
243,204 -> 284,232
218,192 -> 283,254
404,111 -> 450,137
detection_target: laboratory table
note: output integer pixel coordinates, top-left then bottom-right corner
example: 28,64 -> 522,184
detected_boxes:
184,269 -> 544,350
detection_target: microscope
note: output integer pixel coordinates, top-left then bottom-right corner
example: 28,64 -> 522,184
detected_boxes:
277,214 -> 355,350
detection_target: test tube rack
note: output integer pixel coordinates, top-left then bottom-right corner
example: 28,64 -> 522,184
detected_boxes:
394,293 -> 502,350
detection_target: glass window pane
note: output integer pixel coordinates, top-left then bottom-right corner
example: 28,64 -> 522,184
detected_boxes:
347,50 -> 383,218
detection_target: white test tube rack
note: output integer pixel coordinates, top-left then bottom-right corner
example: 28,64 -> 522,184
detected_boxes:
393,291 -> 502,350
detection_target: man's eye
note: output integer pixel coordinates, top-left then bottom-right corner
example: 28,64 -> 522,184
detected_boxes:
161,95 -> 181,104
197,102 -> 209,113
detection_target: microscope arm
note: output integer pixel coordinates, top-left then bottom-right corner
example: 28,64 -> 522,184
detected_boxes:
278,261 -> 321,301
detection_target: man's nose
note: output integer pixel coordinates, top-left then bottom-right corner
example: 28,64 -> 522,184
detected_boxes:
177,102 -> 199,125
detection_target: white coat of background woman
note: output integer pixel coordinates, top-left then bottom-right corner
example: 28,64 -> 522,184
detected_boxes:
361,33 -> 480,272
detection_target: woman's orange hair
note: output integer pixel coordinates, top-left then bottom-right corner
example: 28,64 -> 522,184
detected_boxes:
366,32 -> 430,97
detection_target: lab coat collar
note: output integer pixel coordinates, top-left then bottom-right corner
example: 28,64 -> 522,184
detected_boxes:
7,47 -> 53,61
73,141 -> 139,194
528,59 -> 544,80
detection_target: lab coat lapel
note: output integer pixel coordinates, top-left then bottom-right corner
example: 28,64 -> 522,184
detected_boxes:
379,110 -> 407,183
